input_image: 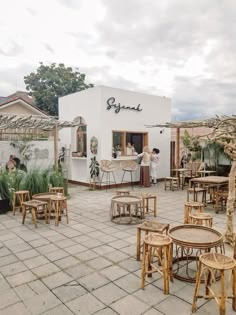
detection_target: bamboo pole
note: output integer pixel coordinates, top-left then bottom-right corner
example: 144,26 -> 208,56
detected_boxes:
176,127 -> 180,168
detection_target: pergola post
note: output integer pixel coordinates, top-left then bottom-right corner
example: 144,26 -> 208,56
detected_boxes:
54,125 -> 58,169
176,127 -> 180,168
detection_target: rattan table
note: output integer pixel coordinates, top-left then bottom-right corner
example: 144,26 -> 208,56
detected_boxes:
168,224 -> 224,282
110,195 -> 143,224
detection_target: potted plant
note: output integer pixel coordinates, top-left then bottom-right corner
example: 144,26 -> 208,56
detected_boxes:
115,145 -> 122,157
89,156 -> 100,190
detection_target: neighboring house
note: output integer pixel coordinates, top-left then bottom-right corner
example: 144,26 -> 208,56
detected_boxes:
0,91 -> 54,169
0,91 -> 48,117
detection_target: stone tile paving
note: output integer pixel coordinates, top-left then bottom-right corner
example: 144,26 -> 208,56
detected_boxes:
0,183 -> 235,315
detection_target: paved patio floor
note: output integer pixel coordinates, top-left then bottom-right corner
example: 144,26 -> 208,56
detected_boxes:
0,183 -> 235,315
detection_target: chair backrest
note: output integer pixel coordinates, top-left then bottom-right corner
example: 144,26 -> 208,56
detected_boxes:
100,160 -> 116,171
120,160 -> 138,171
186,161 -> 202,176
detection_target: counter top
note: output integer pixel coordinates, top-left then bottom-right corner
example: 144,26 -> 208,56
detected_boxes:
112,156 -> 138,161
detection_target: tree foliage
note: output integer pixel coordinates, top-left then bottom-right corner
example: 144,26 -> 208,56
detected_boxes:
24,62 -> 94,116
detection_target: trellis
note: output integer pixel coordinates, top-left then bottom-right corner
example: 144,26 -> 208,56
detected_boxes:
146,115 -> 236,245
0,113 -> 80,167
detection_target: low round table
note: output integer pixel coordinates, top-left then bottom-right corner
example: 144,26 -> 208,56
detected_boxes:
110,195 -> 143,224
168,224 -> 224,282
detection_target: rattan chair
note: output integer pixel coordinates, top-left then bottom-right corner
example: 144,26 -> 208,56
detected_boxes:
99,160 -> 117,191
192,239 -> 236,315
120,160 -> 138,190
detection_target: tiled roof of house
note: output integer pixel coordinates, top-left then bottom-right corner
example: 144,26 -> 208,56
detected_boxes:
0,91 -> 35,106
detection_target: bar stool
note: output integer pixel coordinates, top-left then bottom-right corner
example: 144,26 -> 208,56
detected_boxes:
136,220 -> 169,261
184,201 -> 204,224
187,187 -> 207,203
164,177 -> 179,191
192,250 -> 236,315
22,200 -> 48,228
120,160 -> 138,190
13,190 -> 30,215
49,187 -> 65,195
50,196 -> 69,226
99,160 -> 117,191
189,212 -> 213,227
141,233 -> 173,294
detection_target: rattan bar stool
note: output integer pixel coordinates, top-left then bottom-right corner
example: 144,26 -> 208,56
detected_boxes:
192,251 -> 236,315
22,200 -> 48,228
189,212 -> 213,227
184,201 -> 204,224
164,177 -> 179,191
99,160 -> 117,191
141,233 -> 173,294
136,220 -> 169,261
13,190 -> 30,215
187,187 -> 207,203
49,187 -> 65,195
50,196 -> 69,226
120,160 -> 138,190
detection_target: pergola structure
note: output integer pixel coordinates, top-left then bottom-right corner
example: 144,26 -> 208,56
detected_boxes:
147,115 -> 236,245
0,113 -> 79,167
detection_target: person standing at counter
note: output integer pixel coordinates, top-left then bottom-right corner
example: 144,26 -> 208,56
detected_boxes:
150,148 -> 160,185
138,146 -> 151,187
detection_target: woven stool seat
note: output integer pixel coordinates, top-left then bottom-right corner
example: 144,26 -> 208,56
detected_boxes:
192,239 -> 236,315
141,232 -> 173,294
187,187 -> 207,203
184,201 -> 204,224
144,234 -> 172,247
137,221 -> 169,261
13,190 -> 30,215
164,177 -> 179,191
200,253 -> 236,270
22,200 -> 48,228
116,190 -> 130,196
189,212 -> 213,227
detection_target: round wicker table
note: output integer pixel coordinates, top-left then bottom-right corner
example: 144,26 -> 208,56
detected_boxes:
110,195 -> 143,224
168,224 -> 224,282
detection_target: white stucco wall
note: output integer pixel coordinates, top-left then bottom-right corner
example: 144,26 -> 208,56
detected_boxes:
59,86 -> 171,184
0,140 -> 54,170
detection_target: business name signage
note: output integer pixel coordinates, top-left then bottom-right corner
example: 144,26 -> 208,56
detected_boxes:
106,97 -> 143,114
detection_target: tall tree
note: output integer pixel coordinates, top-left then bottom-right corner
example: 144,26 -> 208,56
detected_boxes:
24,62 -> 94,116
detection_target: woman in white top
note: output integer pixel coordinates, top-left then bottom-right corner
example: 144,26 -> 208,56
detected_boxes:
138,146 -> 151,187
150,148 -> 160,185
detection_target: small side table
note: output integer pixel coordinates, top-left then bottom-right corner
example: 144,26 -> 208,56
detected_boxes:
136,220 -> 169,261
13,190 -> 30,215
22,200 -> 48,228
135,193 -> 157,218
50,196 -> 69,226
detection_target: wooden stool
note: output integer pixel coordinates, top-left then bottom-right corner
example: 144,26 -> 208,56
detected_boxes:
137,220 -> 169,261
49,187 -> 65,195
116,190 -> 130,196
141,233 -> 173,294
139,193 -> 157,218
189,212 -> 213,227
187,187 -> 207,203
164,177 -> 179,191
13,190 -> 30,215
184,201 -> 204,224
22,200 -> 48,228
192,252 -> 236,315
50,196 -> 69,226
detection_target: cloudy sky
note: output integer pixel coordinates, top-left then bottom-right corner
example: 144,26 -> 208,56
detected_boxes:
0,0 -> 235,120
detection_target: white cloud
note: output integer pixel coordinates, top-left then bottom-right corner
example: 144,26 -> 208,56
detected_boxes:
0,0 -> 236,120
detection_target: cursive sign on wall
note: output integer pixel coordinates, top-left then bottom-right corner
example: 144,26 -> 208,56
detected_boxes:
106,97 -> 143,114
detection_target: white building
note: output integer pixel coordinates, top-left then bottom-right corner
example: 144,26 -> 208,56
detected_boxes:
59,86 -> 171,185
